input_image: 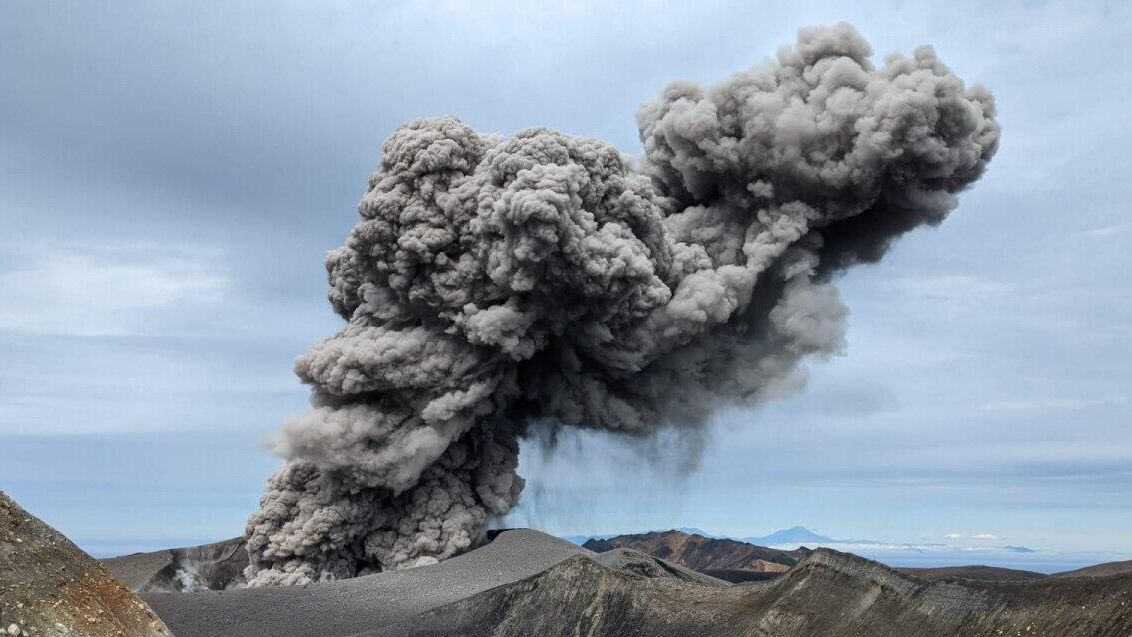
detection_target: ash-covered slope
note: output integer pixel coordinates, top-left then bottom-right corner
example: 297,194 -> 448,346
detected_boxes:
405,546 -> 1132,637
0,491 -> 172,637
583,529 -> 808,573
143,530 -> 722,637
144,530 -> 593,637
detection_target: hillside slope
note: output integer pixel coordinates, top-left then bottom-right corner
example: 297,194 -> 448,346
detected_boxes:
402,547 -> 1132,637
143,529 -> 729,637
145,530 -> 595,637
897,565 -> 1048,582
1053,560 -> 1132,579
583,529 -> 808,572
0,491 -> 172,637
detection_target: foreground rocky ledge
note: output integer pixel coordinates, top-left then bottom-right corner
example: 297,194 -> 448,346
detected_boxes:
0,491 -> 171,637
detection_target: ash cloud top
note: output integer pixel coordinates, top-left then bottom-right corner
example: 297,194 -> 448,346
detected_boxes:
243,23 -> 998,586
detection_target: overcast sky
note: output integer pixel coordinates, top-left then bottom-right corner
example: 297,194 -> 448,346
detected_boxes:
1,0 -> 1129,558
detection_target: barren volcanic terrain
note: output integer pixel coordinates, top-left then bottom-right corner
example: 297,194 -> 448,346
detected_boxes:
123,529 -> 1132,637
584,529 -> 809,583
6,492 -> 1132,637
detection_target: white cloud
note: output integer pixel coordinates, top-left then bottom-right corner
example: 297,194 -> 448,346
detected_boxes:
887,274 -> 1015,302
1078,222 -> 1132,239
972,533 -> 1000,540
0,240 -> 229,337
979,396 -> 1129,415
943,533 -> 964,539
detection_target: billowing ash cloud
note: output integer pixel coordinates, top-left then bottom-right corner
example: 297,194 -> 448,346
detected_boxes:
243,23 -> 999,586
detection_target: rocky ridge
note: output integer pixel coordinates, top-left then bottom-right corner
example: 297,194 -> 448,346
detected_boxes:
402,546 -> 1132,637
582,529 -> 808,574
0,491 -> 171,637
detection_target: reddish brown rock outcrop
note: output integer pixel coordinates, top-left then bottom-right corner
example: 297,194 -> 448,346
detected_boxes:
583,529 -> 804,573
0,491 -> 172,637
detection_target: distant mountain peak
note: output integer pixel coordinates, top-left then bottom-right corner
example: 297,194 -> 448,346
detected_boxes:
745,526 -> 834,545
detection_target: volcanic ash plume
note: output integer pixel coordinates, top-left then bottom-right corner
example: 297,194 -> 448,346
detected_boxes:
244,23 -> 999,586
